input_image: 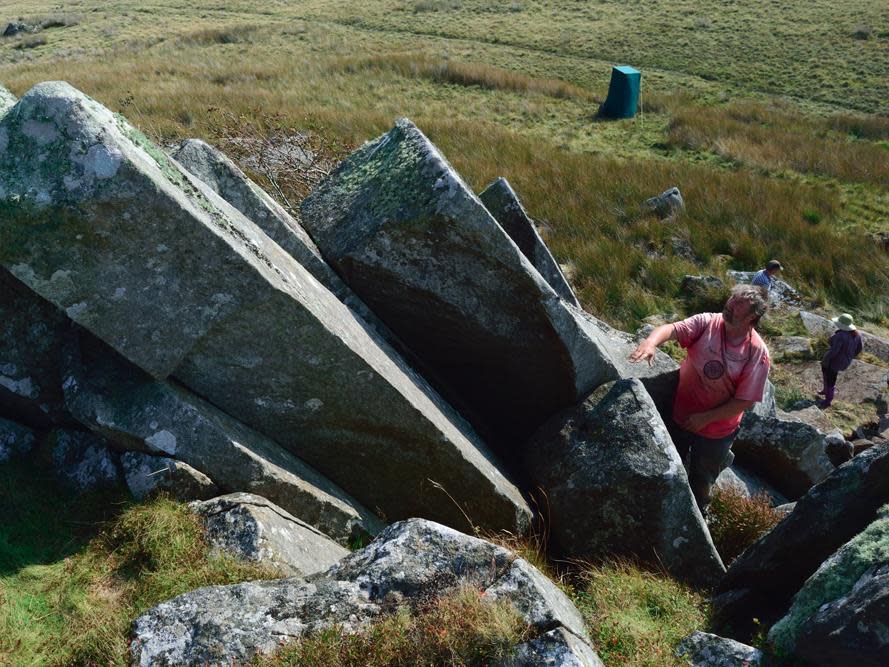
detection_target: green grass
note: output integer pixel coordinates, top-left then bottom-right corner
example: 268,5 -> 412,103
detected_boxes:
0,459 -> 277,667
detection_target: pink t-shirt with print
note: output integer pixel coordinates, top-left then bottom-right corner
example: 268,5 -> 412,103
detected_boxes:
672,312 -> 770,439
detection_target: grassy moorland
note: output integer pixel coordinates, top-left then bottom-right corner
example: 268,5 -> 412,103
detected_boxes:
1,0 -> 888,329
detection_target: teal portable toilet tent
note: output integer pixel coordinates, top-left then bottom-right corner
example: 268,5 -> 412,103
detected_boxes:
600,65 -> 641,119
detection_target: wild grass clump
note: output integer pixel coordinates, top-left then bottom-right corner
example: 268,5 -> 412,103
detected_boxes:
177,24 -> 263,46
254,586 -> 530,666
707,487 -> 782,565
667,104 -> 889,186
827,113 -> 889,141
570,560 -> 708,667
333,53 -> 593,101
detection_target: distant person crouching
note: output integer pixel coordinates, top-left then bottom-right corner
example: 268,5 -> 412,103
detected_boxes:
751,259 -> 783,293
629,285 -> 771,509
817,313 -> 863,409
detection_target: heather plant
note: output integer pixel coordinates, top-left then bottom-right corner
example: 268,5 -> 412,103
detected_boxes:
707,487 -> 783,565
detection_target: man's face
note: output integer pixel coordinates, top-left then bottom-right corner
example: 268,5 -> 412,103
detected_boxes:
723,296 -> 757,328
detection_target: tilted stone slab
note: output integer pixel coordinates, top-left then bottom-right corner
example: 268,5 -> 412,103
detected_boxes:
676,631 -> 763,667
301,118 -> 676,444
524,379 -> 725,588
768,507 -> 889,666
479,177 -> 579,307
61,328 -> 382,544
130,519 -> 599,666
122,451 -> 218,502
190,493 -> 349,577
170,138 -> 393,340
0,82 -> 530,534
713,443 -> 889,640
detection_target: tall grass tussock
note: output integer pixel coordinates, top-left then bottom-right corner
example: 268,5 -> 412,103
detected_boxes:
707,487 -> 783,565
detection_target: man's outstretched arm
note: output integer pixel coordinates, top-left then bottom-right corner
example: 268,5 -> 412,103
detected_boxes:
629,323 -> 677,366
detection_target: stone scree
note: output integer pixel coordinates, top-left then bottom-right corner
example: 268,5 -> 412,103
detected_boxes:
0,82 -> 530,535
130,519 -> 601,666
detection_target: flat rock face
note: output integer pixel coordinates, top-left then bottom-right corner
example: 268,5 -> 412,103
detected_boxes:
524,379 -> 724,587
479,177 -> 579,307
121,451 -> 217,502
62,330 -> 381,545
714,464 -> 789,506
713,443 -> 889,640
768,509 -> 889,666
190,493 -> 349,577
130,519 -> 600,666
49,428 -> 120,492
0,416 -> 36,462
300,118 -> 676,446
0,82 -> 530,535
0,269 -> 73,429
676,631 -> 763,667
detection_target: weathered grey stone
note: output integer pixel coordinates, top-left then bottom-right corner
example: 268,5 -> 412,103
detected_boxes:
524,379 -> 725,587
191,493 -> 349,577
130,519 -> 599,666
300,118 -> 676,446
479,177 -> 579,307
62,330 -> 382,545
170,138 -> 392,339
0,82 -> 530,534
800,310 -> 889,364
0,269 -> 73,429
122,451 -> 217,502
2,22 -> 30,37
713,443 -> 889,641
769,336 -> 812,360
0,416 -> 35,462
769,508 -> 889,666
496,628 -> 605,667
49,428 -> 120,491
734,402 -> 837,500
714,465 -> 789,507
729,270 -> 801,306
644,186 -> 684,220
0,84 -> 15,114
676,631 -> 763,666
774,502 -> 796,517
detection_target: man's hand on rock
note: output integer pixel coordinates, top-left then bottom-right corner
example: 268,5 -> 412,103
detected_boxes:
629,341 -> 657,366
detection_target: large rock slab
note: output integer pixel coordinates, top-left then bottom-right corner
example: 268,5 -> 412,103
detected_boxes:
61,329 -> 382,544
0,269 -> 73,429
0,82 -> 530,534
768,508 -> 889,666
300,118 -> 676,445
479,177 -> 579,307
676,631 -> 763,667
190,493 -> 349,577
713,443 -> 889,640
121,451 -> 218,502
0,416 -> 36,462
130,519 -> 599,666
524,379 -> 724,587
170,138 -> 392,340
800,310 -> 889,364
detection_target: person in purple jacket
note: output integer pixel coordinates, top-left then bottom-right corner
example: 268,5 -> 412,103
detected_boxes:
818,313 -> 863,408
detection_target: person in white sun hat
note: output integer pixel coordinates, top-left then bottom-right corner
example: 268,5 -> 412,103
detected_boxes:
817,313 -> 863,409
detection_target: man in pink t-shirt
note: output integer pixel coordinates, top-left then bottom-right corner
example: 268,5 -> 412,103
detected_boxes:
630,285 -> 771,508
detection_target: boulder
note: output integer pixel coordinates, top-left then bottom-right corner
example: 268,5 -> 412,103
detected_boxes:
644,186 -> 684,220
495,628 -> 605,667
300,118 -> 676,446
800,311 -> 889,364
62,329 -> 382,545
0,83 -> 15,114
130,519 -> 600,666
714,464 -> 788,507
769,336 -> 812,360
0,416 -> 36,462
48,428 -> 120,492
170,138 -> 393,340
190,493 -> 349,577
0,82 -> 530,534
121,451 -> 217,501
713,443 -> 889,640
524,379 -> 724,587
478,177 -> 579,307
676,631 -> 763,667
729,270 -> 801,306
768,508 -> 889,666
734,401 -> 837,500
680,274 -> 725,295
0,269 -> 73,429
2,22 -> 30,37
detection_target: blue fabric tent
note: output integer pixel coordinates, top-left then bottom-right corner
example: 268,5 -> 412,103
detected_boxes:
600,65 -> 641,119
